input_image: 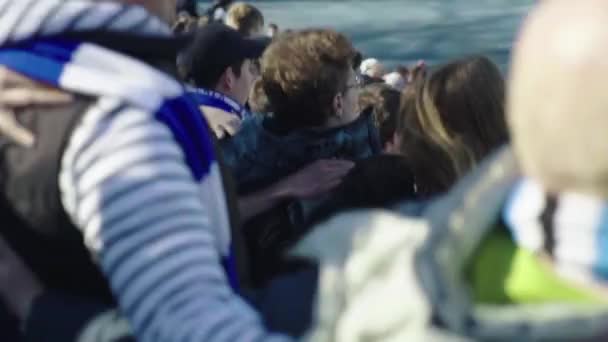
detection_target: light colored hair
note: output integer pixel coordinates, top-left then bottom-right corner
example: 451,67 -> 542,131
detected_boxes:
224,2 -> 264,37
508,0 -> 608,197
399,56 -> 508,195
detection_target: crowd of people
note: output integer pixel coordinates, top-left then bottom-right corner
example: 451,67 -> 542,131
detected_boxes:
1,0 -> 608,341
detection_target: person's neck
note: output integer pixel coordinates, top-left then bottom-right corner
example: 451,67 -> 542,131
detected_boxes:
213,86 -> 243,106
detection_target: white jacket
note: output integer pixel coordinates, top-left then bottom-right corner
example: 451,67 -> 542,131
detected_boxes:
295,148 -> 608,341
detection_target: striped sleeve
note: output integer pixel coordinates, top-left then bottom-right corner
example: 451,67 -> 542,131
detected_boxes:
59,98 -> 291,342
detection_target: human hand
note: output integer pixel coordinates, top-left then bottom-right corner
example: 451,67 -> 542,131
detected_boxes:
200,106 -> 242,139
279,159 -> 355,200
0,67 -> 73,147
0,234 -> 43,321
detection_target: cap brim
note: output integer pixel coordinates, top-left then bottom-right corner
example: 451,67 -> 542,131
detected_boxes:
241,36 -> 271,59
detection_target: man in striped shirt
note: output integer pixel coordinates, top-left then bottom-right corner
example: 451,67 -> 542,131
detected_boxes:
0,0 -> 308,341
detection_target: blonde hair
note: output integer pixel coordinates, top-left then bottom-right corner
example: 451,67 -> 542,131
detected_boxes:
224,2 -> 264,37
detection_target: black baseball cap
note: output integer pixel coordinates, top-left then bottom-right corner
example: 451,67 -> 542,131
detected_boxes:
182,23 -> 270,88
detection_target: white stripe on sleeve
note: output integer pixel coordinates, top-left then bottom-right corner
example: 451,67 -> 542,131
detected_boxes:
59,100 -> 291,342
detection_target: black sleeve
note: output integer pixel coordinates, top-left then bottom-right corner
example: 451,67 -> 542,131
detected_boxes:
23,292 -> 133,342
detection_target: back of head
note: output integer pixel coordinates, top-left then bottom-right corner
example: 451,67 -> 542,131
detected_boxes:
358,83 -> 401,146
261,29 -> 358,128
509,0 -> 608,198
400,56 -> 508,195
225,2 -> 264,37
360,58 -> 385,78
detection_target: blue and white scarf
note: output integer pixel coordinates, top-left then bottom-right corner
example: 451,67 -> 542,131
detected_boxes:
0,0 -> 240,290
188,87 -> 250,120
504,178 -> 608,290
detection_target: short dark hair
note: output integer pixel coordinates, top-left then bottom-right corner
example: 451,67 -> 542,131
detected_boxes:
261,29 -> 358,129
199,59 -> 244,89
180,24 -> 267,89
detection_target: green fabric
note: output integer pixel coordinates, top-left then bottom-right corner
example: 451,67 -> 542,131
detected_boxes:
467,228 -> 604,304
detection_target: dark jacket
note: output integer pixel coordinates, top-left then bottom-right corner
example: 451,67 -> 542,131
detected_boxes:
221,109 -> 382,285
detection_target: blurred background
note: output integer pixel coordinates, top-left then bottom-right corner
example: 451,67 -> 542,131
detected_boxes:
198,0 -> 534,70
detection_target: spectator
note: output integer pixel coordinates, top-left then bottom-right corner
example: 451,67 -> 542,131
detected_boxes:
225,2 -> 265,37
268,23 -> 280,38
0,0 -> 293,341
382,71 -> 406,91
399,55 -> 508,196
358,83 -> 401,153
395,65 -> 410,80
204,0 -> 234,22
360,58 -> 386,79
172,12 -> 199,34
181,23 -> 268,139
221,29 -> 381,285
297,0 -> 608,340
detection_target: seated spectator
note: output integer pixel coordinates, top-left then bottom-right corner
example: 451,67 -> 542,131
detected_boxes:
221,29 -> 382,285
225,2 -> 265,37
181,23 -> 268,139
358,83 -> 401,153
297,1 -> 608,340
399,55 -> 508,196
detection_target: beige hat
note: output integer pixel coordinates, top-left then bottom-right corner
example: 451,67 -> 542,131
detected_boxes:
508,0 -> 608,197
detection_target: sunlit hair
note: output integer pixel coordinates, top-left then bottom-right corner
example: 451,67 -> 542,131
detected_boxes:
261,29 -> 358,128
225,2 -> 264,37
358,83 -> 401,146
399,56 -> 508,195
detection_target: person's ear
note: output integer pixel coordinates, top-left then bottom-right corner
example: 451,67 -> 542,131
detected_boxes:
220,67 -> 236,91
333,92 -> 344,117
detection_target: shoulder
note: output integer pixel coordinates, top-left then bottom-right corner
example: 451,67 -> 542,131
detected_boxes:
220,115 -> 265,164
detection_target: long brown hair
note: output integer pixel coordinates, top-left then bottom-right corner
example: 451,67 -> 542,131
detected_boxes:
399,56 -> 508,195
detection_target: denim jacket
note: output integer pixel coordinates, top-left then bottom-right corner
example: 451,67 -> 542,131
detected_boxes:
221,108 -> 382,194
220,109 -> 382,285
